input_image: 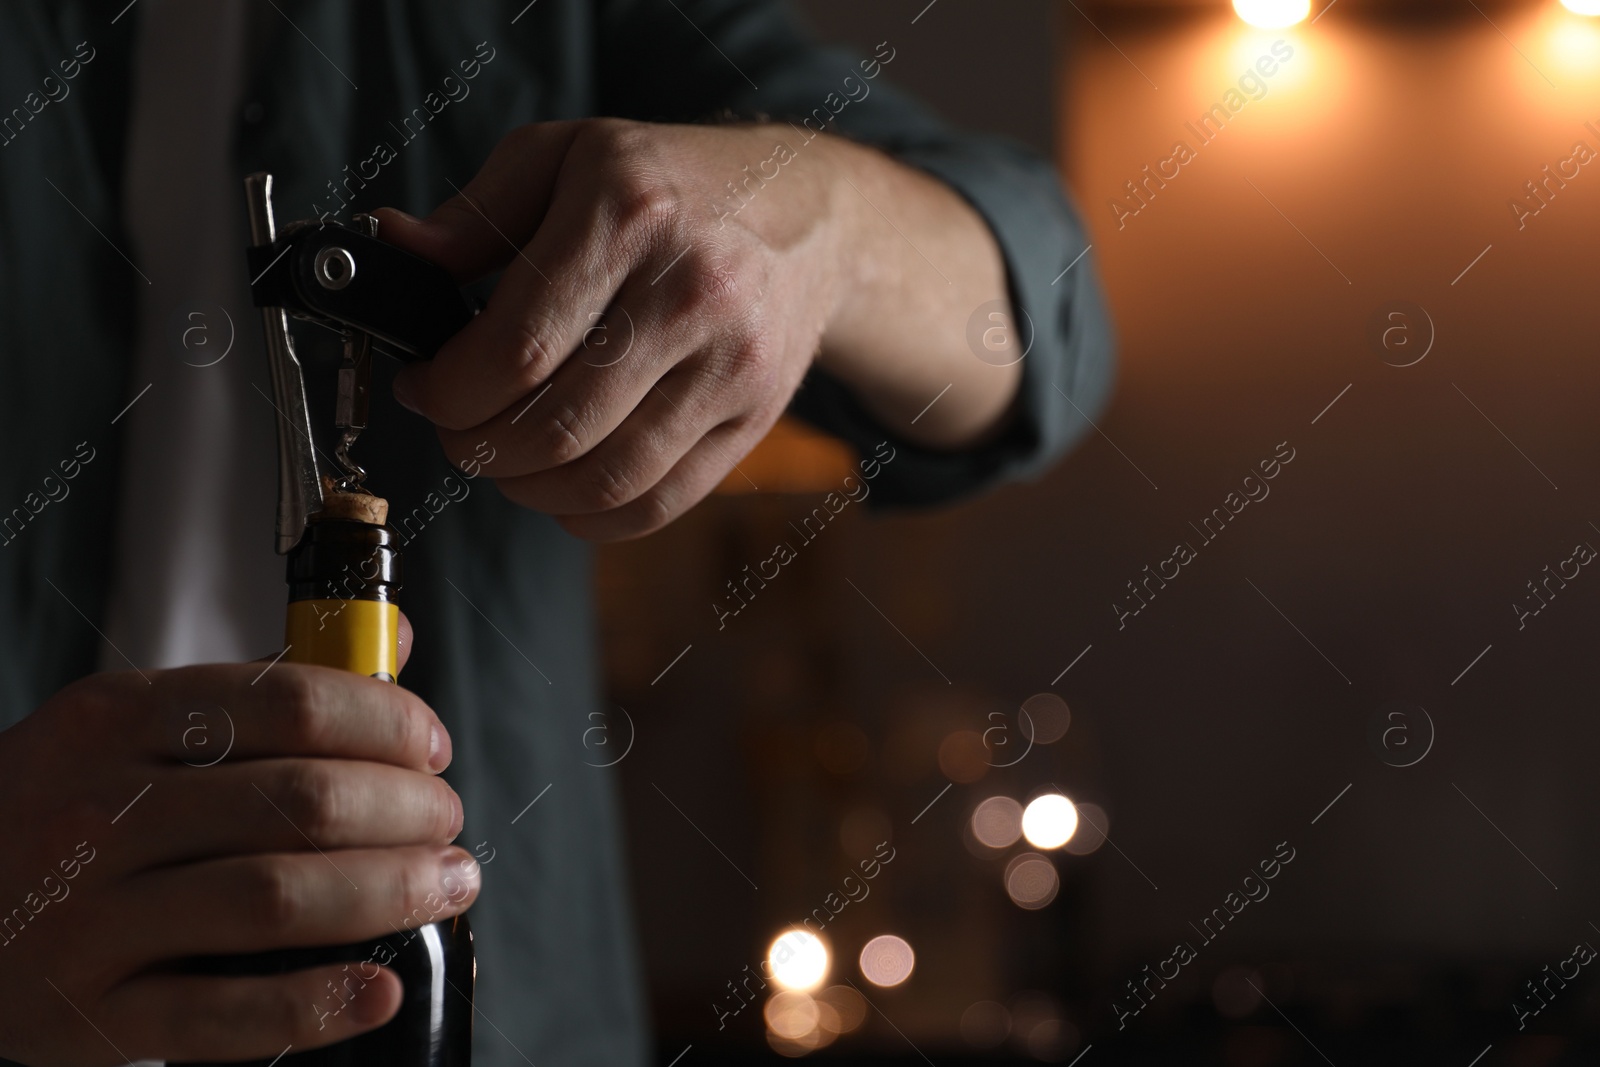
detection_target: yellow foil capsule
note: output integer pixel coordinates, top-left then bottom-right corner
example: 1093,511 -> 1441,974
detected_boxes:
284,597 -> 400,682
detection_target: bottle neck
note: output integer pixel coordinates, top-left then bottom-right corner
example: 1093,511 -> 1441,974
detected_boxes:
285,518 -> 403,603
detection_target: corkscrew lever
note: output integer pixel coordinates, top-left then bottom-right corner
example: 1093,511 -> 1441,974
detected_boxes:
243,171 -> 478,553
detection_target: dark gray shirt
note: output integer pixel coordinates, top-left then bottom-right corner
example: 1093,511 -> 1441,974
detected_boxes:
0,2 -> 1112,1063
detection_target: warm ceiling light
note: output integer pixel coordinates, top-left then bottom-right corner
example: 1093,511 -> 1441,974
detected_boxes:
1233,0 -> 1311,28
1561,0 -> 1600,14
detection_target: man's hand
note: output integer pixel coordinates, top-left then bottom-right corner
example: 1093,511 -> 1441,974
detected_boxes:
378,118 -> 1020,542
0,648 -> 475,1066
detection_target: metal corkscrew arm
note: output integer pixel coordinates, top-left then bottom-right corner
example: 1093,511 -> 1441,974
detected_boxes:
244,173 -> 325,555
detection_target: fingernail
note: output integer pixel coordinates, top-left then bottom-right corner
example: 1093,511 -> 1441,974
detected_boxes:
449,791 -> 464,837
428,725 -> 450,772
392,373 -> 423,416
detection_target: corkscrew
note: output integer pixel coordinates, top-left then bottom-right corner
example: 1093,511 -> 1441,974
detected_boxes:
243,172 -> 476,553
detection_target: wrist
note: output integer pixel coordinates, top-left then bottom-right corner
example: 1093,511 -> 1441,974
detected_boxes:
803,133 -> 875,379
711,122 -> 865,377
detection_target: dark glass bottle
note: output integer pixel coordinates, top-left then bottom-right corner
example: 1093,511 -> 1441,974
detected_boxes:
179,511 -> 475,1066
181,916 -> 475,1066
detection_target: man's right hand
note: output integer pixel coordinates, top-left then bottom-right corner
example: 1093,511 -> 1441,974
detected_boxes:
0,654 -> 476,1067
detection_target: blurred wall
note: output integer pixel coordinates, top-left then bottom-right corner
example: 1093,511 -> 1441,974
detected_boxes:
1059,2 -> 1600,966
600,0 -> 1600,1060
793,0 -> 1058,156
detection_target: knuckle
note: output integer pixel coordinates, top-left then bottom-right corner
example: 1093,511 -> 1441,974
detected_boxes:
403,850 -> 441,910
389,852 -> 443,928
613,179 -> 677,240
578,118 -> 652,171
574,116 -> 631,152
603,159 -> 679,246
724,327 -> 776,384
243,857 -> 304,935
689,251 -> 747,314
433,782 -> 463,840
278,762 -> 342,844
271,670 -> 328,749
543,403 -> 589,466
668,243 -> 758,327
585,460 -> 638,512
395,695 -> 437,767
503,315 -> 561,391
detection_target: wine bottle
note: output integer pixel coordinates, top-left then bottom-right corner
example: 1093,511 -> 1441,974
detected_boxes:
179,495 -> 475,1066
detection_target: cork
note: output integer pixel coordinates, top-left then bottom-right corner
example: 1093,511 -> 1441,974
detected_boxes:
317,476 -> 389,525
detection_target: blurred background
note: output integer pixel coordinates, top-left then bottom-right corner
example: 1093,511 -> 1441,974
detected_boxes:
597,0 -> 1600,1062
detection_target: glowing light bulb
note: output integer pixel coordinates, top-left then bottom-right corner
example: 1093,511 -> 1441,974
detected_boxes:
1233,0 -> 1311,28
1562,0 -> 1600,14
1021,794 -> 1078,850
768,930 -> 829,991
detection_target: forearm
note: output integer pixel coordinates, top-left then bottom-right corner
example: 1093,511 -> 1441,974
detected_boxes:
810,133 -> 1023,450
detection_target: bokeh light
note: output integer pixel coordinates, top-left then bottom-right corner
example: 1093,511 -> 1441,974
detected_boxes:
1019,693 -> 1071,744
764,990 -> 820,1039
1063,802 -> 1108,856
815,985 -> 867,1033
859,934 -> 916,987
768,930 -> 829,991
1021,793 -> 1078,850
766,1023 -> 830,1057
960,1000 -> 1011,1049
765,987 -> 837,1057
971,795 -> 1025,849
1232,0 -> 1311,28
937,729 -> 990,783
1004,852 -> 1060,909
1010,992 -> 1078,1061
1023,1018 -> 1078,1061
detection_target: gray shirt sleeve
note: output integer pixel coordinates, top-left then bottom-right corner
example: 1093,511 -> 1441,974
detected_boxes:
594,0 -> 1116,508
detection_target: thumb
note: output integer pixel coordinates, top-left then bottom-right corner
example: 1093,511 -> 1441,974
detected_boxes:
396,609 -> 414,675
372,120 -> 584,284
